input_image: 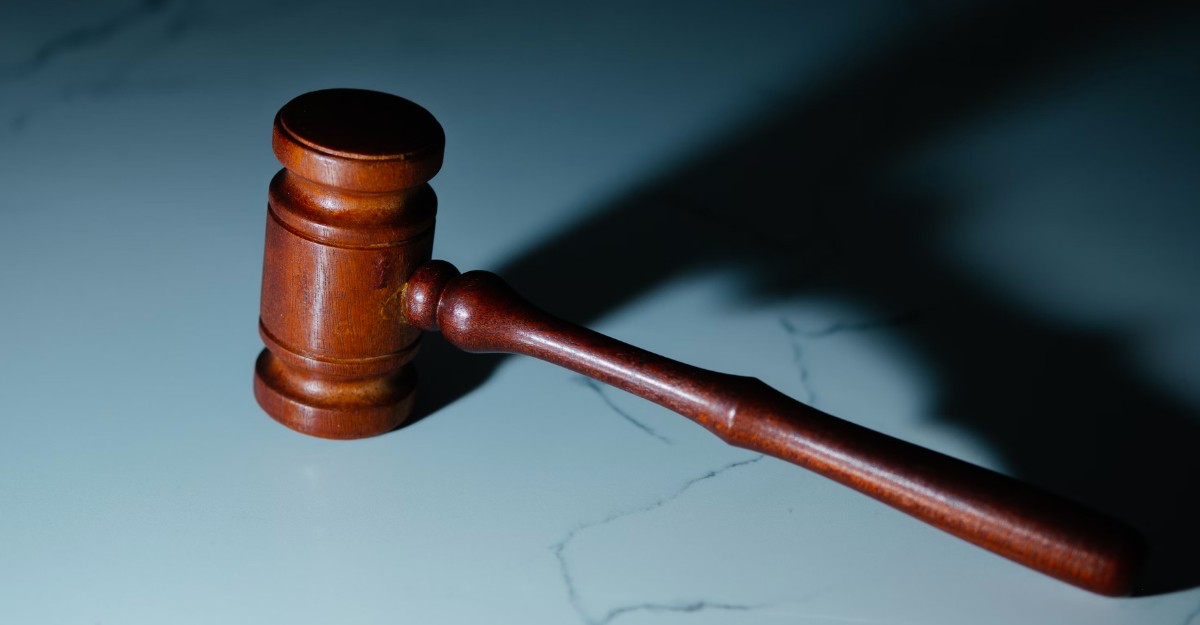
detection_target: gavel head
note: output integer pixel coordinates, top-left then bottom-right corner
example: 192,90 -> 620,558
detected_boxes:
253,89 -> 444,439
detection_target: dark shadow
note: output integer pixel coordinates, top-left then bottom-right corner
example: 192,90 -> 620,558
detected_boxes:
408,331 -> 506,426
411,0 -> 1200,594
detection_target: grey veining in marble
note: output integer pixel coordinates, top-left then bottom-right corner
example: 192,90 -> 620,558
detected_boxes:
2,1 -> 1199,623
553,456 -> 766,625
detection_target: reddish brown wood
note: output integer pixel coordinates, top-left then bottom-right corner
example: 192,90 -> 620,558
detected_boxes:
255,89 -> 1145,596
401,260 -> 1146,596
254,89 -> 443,439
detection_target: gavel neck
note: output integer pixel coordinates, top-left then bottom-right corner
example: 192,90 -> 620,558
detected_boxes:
400,260 -> 461,332
402,260 -> 733,422
404,261 -> 556,355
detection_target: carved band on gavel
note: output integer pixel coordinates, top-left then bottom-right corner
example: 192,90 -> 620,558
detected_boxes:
253,89 -> 1145,597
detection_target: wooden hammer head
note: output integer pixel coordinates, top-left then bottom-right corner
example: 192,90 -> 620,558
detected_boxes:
253,89 -> 444,439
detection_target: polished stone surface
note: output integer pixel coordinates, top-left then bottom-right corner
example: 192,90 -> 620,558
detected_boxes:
2,1 -> 1199,623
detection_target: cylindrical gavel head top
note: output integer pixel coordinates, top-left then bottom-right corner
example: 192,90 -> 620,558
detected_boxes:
254,89 -> 445,439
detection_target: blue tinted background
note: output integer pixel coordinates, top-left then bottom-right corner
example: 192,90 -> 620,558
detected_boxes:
2,1 -> 1198,623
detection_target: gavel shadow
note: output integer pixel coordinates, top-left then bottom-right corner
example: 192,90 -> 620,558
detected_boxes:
410,1 -> 1200,595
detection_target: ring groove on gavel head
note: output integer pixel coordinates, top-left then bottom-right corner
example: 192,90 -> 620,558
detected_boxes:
254,89 -> 445,439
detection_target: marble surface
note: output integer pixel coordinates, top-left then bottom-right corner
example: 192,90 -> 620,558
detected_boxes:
2,1 -> 1199,623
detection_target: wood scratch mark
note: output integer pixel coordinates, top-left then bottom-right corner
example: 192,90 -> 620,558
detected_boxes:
379,283 -> 407,321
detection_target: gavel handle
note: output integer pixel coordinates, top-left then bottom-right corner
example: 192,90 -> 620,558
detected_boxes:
402,261 -> 1145,596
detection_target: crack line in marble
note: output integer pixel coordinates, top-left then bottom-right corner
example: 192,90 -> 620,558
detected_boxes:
779,317 -> 818,406
596,599 -> 761,625
595,597 -> 898,625
792,313 -> 920,340
778,312 -> 919,408
552,455 -> 764,625
576,377 -> 672,444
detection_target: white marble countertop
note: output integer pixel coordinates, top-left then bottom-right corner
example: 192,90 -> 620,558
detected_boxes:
3,1 -> 1199,623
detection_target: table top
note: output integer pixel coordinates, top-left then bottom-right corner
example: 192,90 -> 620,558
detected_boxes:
3,1 -> 1199,623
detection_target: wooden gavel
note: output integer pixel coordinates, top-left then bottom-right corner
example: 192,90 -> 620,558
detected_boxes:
253,89 -> 1144,596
